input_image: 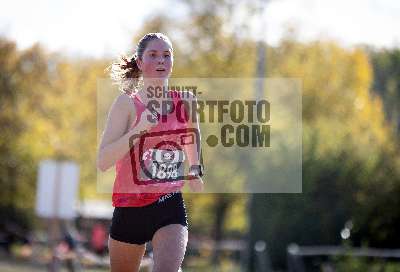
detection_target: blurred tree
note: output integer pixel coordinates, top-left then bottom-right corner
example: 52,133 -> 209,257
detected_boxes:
247,35 -> 400,270
0,38 -> 38,239
368,48 -> 400,133
0,37 -> 110,230
18,55 -> 109,199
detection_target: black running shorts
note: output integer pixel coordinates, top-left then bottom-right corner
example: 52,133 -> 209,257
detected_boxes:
109,191 -> 188,245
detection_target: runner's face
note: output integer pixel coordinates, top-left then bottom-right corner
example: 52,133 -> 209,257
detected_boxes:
137,39 -> 173,79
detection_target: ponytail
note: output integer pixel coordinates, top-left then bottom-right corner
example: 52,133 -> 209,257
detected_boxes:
108,53 -> 142,94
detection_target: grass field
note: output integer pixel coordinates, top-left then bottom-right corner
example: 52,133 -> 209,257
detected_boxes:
0,259 -> 109,272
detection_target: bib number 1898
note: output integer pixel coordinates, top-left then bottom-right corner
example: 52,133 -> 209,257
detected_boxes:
150,163 -> 178,180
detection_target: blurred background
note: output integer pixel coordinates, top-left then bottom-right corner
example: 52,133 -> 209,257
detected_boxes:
0,0 -> 399,271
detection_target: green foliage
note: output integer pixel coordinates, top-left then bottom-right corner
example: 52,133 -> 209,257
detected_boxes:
334,256 -> 400,272
0,38 -> 37,231
0,38 -> 110,231
369,48 -> 400,133
248,37 -> 400,269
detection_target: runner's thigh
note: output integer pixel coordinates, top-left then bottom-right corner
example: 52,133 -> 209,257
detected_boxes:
108,236 -> 146,272
151,224 -> 188,272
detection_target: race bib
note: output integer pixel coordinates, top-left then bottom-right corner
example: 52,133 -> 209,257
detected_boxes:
140,148 -> 185,182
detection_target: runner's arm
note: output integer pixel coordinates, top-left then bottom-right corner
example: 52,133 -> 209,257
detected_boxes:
97,94 -> 154,172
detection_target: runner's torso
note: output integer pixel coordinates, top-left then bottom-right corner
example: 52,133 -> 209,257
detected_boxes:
112,90 -> 189,207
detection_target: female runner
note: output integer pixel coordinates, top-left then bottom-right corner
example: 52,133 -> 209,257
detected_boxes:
97,33 -> 204,272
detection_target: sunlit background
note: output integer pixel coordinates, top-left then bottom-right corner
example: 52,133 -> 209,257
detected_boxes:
2,0 -> 399,57
0,0 -> 399,271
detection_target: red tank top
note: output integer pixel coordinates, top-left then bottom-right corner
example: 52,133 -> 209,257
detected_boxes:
112,90 -> 189,207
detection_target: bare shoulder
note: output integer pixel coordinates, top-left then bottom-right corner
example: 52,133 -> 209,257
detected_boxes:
114,92 -> 135,109
110,92 -> 136,117
99,92 -> 135,149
